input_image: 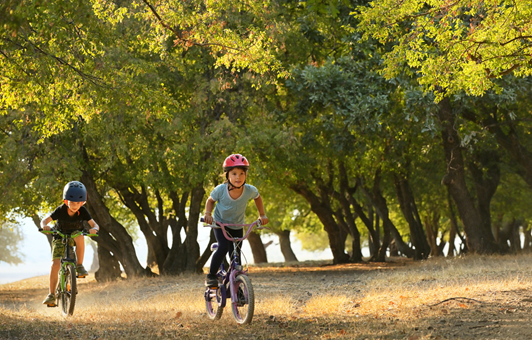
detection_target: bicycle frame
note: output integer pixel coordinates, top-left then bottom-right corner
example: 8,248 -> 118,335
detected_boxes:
40,228 -> 97,315
214,220 -> 260,301
202,218 -> 268,324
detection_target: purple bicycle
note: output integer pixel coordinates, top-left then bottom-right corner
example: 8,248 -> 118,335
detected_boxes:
202,218 -> 267,324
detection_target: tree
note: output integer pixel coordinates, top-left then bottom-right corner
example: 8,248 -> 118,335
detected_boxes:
0,224 -> 23,265
355,0 -> 532,100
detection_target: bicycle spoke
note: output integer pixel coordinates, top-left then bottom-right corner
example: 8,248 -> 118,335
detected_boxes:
231,275 -> 254,324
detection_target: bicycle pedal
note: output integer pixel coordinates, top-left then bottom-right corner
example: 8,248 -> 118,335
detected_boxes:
46,303 -> 57,308
77,275 -> 86,278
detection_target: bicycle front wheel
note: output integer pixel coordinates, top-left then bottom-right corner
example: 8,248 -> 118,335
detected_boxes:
231,275 -> 254,325
205,286 -> 224,320
60,264 -> 77,316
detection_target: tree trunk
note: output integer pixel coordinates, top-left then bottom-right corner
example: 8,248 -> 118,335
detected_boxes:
81,171 -> 147,278
377,221 -> 392,262
89,241 -> 99,272
424,214 -> 438,257
196,228 -> 218,271
358,172 -> 415,258
393,174 -> 431,259
116,185 -> 169,272
349,199 -> 379,260
290,182 -> 350,264
95,241 -> 122,282
468,149 -> 501,240
247,231 -> 268,263
334,161 -> 363,262
437,97 -> 499,254
187,185 -> 205,273
163,191 -> 189,274
277,229 -> 298,262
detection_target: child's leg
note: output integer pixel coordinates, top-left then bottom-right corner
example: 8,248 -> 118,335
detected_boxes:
209,228 -> 244,274
49,259 -> 60,294
74,235 -> 85,265
209,229 -> 232,275
227,229 -> 243,264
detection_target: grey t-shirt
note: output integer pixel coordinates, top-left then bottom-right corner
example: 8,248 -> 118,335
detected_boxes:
211,183 -> 260,229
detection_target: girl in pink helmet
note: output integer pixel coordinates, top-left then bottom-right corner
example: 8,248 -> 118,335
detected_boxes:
203,154 -> 269,287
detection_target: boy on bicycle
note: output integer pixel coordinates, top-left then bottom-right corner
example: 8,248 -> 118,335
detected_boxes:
203,154 -> 269,287
41,181 -> 100,306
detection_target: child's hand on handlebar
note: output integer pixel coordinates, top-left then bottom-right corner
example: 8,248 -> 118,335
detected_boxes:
43,225 -> 52,231
89,228 -> 98,235
204,214 -> 214,224
259,215 -> 269,225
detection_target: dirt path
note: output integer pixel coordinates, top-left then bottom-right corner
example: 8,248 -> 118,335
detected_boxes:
2,256 -> 532,339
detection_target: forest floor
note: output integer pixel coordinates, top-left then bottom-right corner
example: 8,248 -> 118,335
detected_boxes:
2,254 -> 532,339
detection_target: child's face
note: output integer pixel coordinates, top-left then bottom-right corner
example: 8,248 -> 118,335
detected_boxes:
228,168 -> 247,188
65,200 -> 85,213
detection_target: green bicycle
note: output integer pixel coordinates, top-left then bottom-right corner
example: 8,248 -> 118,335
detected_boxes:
40,228 -> 97,316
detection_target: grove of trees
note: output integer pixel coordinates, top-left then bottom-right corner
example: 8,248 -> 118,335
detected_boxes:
1,0 -> 532,281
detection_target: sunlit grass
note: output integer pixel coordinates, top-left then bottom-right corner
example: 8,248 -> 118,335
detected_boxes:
3,254 -> 532,339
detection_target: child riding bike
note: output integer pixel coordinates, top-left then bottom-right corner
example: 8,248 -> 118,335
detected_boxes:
203,154 -> 269,287
41,181 -> 100,306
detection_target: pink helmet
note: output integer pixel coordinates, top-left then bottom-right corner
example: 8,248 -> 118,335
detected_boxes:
223,154 -> 250,172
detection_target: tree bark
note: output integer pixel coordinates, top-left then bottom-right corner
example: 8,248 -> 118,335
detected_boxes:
187,184 -> 205,273
115,185 -> 169,272
357,172 -> 415,258
437,97 -> 499,254
81,171 -> 147,278
334,161 -> 363,262
393,174 -> 431,259
95,241 -> 122,282
349,198 -> 379,261
277,229 -> 298,262
468,150 -> 501,239
290,181 -> 350,264
89,241 -> 99,272
247,231 -> 268,263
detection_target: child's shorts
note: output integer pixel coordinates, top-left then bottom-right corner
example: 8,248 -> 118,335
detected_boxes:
52,238 -> 76,260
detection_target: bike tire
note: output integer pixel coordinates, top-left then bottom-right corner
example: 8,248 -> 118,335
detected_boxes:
231,275 -> 254,325
61,264 -> 77,316
205,286 -> 224,320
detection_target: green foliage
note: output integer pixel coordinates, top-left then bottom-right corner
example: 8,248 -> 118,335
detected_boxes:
355,0 -> 532,100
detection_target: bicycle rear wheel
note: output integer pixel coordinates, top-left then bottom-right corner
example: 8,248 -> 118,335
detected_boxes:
231,275 -> 254,324
205,286 -> 224,320
60,264 -> 77,316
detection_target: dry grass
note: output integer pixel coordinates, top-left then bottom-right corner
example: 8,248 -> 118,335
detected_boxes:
3,254 -> 532,339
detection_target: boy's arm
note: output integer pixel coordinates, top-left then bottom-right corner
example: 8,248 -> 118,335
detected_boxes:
87,219 -> 100,234
254,196 -> 268,225
41,216 -> 53,231
204,196 -> 215,224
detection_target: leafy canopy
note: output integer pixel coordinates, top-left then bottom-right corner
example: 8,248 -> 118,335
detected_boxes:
355,0 -> 532,100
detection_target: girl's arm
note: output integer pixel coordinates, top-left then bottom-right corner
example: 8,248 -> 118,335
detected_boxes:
254,196 -> 269,225
41,216 -> 53,231
87,219 -> 100,234
204,196 -> 216,224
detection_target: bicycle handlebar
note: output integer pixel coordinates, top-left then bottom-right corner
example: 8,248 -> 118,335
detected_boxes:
200,218 -> 269,242
39,228 -> 99,238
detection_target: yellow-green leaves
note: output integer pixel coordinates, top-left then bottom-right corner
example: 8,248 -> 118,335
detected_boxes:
355,0 -> 532,100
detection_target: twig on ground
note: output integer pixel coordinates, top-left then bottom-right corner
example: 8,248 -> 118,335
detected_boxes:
429,297 -> 483,306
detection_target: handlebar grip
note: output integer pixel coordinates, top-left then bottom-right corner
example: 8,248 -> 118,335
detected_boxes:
200,217 -> 205,222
